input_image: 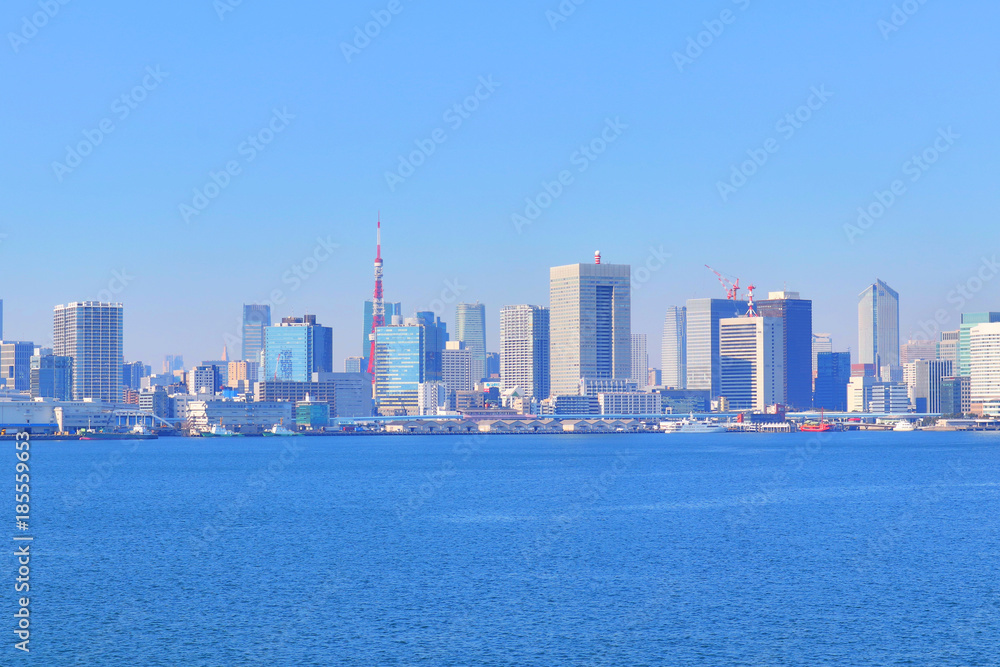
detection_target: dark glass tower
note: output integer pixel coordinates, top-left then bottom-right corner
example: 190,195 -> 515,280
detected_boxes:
758,292 -> 813,410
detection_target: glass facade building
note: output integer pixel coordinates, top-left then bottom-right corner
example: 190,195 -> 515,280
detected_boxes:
374,325 -> 425,416
499,305 -> 550,401
813,351 -> 851,411
685,298 -> 747,398
1,341 -> 35,393
241,304 -> 272,362
456,303 -> 487,383
758,292 -> 813,410
959,312 -> 1000,377
858,279 -> 900,371
363,300 -> 401,366
661,306 -> 686,389
263,315 -> 333,382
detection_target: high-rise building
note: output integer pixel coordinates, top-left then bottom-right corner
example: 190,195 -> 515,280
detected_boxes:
485,352 -> 500,378
53,302 -> 124,403
122,360 -> 147,390
758,291 -> 813,410
30,348 -> 73,400
719,316 -> 784,411
631,333 -> 648,385
970,322 -> 1000,415
263,315 -> 334,382
812,333 -> 833,377
363,300 -> 401,365
858,279 -> 900,373
163,355 -> 184,373
939,376 -> 965,416
456,303 -> 487,383
939,330 -> 959,368
443,341 -> 473,397
911,359 -> 953,413
686,298 -> 748,397
242,304 -> 272,362
960,313 -> 1000,377
188,365 -> 221,395
549,256 -> 631,396
374,324 -> 425,416
900,339 -> 939,365
227,360 -> 259,389
813,351 -> 851,411
499,305 -> 550,401
408,312 -> 448,382
661,306 -> 687,389
1,341 -> 35,393
345,356 -> 364,373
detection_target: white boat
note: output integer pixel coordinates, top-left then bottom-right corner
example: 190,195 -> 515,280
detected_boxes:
201,424 -> 240,437
660,414 -> 729,434
263,424 -> 300,437
893,420 -> 917,432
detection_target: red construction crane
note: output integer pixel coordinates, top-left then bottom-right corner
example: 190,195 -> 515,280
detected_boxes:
705,265 -> 741,301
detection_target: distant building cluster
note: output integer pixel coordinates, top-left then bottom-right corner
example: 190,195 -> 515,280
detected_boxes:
2,243 -> 999,436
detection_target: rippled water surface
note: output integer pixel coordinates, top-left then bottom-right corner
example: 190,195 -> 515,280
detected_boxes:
7,432 -> 1000,665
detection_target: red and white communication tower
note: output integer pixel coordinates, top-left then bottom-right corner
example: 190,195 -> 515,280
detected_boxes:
366,215 -> 384,380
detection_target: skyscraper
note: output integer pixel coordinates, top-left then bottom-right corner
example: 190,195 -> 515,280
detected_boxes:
456,303 -> 487,383
858,279 -> 900,373
363,300 -> 401,365
969,322 -> 1000,415
900,339 -> 939,364
631,333 -> 648,385
500,305 -> 550,401
549,255 -> 631,396
242,304 -> 272,362
758,291 -> 813,410
30,349 -> 73,400
374,324 -> 425,416
912,359 -> 953,413
959,313 -> 1000,377
939,330 -> 959,368
53,302 -> 124,403
1,342 -> 35,393
263,315 -> 334,382
814,351 -> 851,411
685,298 -> 748,397
661,306 -> 686,389
719,316 -> 784,410
443,341 -> 473,395
408,311 -> 448,382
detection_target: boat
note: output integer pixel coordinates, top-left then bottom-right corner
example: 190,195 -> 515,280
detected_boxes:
201,424 -> 241,437
893,420 -> 917,432
661,414 -> 729,434
263,424 -> 300,437
801,408 -> 832,432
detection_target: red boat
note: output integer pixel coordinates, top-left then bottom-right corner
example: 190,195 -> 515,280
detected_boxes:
800,409 -> 832,432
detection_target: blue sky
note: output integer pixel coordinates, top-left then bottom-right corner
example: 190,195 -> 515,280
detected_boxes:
2,0 -> 998,369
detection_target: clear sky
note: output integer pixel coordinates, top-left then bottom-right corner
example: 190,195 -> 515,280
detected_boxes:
2,0 -> 998,370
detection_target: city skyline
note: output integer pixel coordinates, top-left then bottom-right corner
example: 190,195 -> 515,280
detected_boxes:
3,2 -> 998,371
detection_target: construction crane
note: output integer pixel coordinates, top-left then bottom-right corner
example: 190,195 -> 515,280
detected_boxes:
705,265 -> 741,301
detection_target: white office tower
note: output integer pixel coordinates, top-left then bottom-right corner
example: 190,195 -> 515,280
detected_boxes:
53,302 -> 124,403
549,255 -> 631,396
630,333 -> 648,386
499,305 -> 550,401
970,322 -> 1000,416
812,333 -> 833,375
442,341 -> 473,393
661,306 -> 686,389
719,316 -> 785,411
417,382 -> 447,416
